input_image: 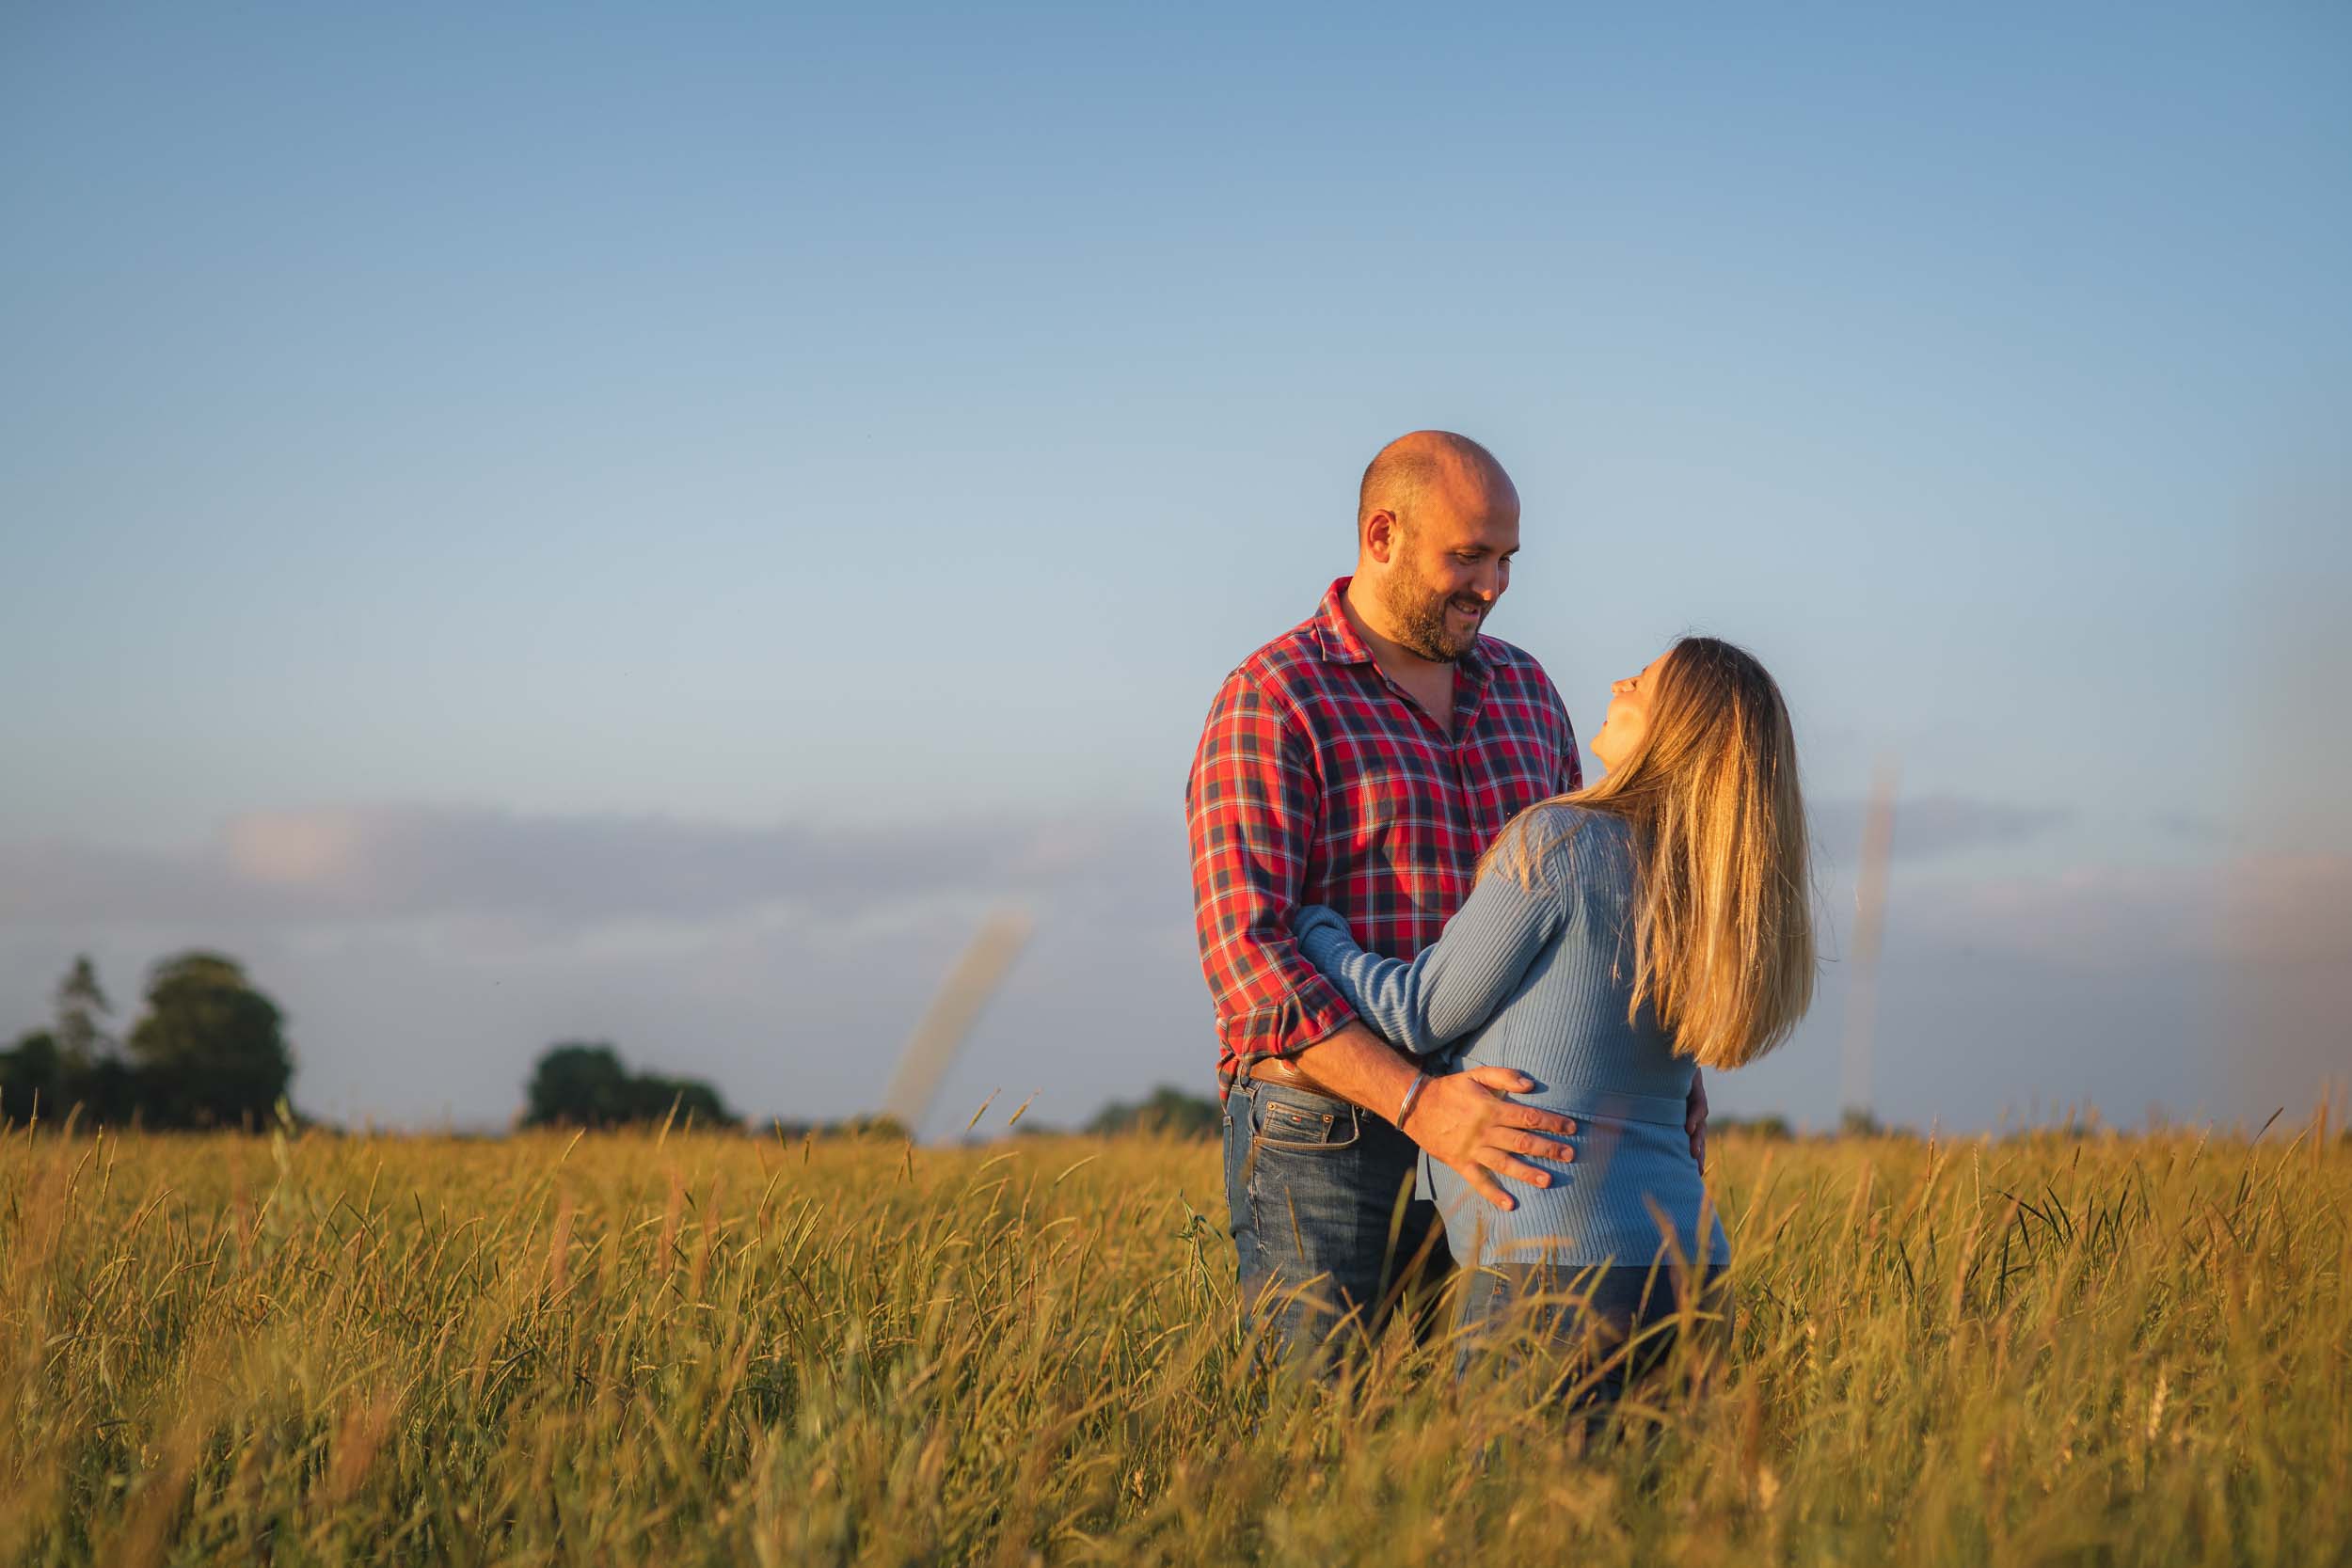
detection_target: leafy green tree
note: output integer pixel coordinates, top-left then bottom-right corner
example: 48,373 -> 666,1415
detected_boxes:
54,955 -> 112,1070
125,952 -> 295,1129
524,1043 -> 636,1127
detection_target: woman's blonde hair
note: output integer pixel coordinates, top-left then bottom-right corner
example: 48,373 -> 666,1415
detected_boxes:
1478,637 -> 1816,1070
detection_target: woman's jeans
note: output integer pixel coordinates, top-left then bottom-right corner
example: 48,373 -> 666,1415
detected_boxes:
1222,1078 -> 1453,1369
1454,1257 -> 1732,1408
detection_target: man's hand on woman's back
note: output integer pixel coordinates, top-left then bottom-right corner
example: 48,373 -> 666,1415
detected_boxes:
1400,1066 -> 1578,1212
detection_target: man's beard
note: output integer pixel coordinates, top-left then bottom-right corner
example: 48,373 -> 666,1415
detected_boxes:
1379,562 -> 1485,661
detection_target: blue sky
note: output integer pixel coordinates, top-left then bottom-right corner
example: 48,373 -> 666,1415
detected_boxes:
4,4 -> 2346,1134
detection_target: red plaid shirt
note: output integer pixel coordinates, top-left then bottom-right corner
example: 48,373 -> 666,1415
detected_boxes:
1186,578 -> 1582,1095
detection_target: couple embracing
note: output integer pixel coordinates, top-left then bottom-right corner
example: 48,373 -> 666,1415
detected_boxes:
1185,431 -> 1815,1396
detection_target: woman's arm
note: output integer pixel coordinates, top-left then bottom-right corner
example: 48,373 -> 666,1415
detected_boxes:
1295,857 -> 1565,1055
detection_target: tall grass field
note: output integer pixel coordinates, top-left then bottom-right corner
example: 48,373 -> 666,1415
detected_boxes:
4,1117 -> 2345,1564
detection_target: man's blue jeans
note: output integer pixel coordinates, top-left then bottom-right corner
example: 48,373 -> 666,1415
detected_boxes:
1222,1077 -> 1453,1365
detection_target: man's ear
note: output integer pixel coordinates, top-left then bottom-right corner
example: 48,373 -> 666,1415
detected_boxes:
1360,509 -> 1400,565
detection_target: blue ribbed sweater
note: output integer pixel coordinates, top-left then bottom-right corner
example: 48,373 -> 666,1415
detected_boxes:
1295,804 -> 1730,1271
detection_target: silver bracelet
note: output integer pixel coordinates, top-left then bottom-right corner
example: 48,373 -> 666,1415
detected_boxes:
1395,1069 -> 1432,1129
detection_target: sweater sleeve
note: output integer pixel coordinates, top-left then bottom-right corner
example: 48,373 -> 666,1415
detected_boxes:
1294,836 -> 1568,1054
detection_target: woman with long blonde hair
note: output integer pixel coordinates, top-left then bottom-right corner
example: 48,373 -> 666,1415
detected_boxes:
1293,635 -> 1815,1396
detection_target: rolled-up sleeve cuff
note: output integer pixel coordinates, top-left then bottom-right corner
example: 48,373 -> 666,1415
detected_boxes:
1218,982 -> 1358,1075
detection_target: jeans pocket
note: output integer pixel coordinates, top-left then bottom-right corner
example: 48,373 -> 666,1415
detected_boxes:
1252,1090 -> 1363,1152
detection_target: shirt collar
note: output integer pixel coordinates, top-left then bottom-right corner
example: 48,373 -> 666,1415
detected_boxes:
1312,577 -> 1375,665
1314,575 -> 1490,679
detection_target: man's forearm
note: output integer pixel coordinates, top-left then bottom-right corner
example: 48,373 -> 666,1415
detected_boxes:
1281,1021 -> 1582,1213
1281,1022 -> 1423,1125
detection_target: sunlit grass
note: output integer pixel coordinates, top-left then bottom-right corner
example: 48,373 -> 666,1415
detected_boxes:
3,1117 -> 2344,1564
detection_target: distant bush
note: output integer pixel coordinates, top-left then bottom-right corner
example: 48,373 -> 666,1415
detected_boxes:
1718,1113 -> 1795,1141
768,1116 -> 910,1142
522,1043 -> 737,1131
1839,1107 -> 1883,1138
1086,1085 -> 1223,1140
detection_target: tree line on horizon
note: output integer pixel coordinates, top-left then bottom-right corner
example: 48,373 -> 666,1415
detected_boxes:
0,954 -> 294,1130
2,954 -> 1838,1141
0,956 -> 1230,1139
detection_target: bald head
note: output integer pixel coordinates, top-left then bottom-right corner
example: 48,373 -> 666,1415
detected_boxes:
1349,431 -> 1522,663
1358,430 -> 1517,542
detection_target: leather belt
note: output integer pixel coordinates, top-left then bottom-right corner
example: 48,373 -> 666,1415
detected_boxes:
1246,1057 -> 1333,1092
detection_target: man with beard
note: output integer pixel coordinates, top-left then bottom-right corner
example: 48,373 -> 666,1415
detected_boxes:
1186,430 -> 1708,1363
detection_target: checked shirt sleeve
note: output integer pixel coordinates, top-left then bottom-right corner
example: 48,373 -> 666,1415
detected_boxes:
1185,669 -> 1358,1076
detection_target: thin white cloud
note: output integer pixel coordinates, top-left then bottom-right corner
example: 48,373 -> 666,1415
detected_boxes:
0,804 -> 1172,929
5,801 -> 2342,1133
1897,853 -> 2352,971
1809,794 -> 2073,864
8,793 -> 2070,932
